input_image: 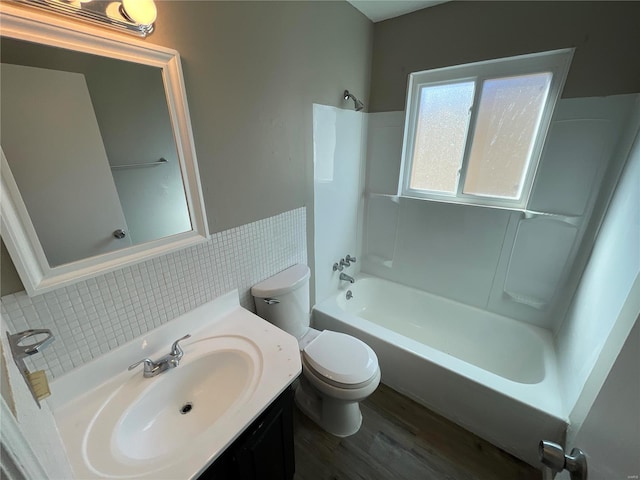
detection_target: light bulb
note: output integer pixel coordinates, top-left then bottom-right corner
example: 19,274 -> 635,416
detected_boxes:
121,0 -> 157,25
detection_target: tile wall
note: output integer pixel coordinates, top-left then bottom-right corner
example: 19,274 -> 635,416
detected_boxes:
1,207 -> 307,379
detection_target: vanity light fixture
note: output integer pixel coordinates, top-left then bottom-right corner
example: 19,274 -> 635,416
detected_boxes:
12,0 -> 158,37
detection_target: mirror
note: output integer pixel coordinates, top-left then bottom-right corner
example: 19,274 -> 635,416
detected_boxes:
0,4 -> 208,295
1,37 -> 192,266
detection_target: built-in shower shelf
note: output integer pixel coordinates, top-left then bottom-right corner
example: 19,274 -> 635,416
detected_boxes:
363,254 -> 393,269
503,291 -> 548,310
503,214 -> 579,310
522,209 -> 583,226
110,158 -> 168,170
367,192 -> 400,204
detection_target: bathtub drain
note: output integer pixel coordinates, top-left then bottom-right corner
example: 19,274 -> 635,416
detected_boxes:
180,402 -> 193,415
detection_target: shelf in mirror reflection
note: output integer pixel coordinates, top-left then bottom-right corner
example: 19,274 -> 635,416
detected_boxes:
110,158 -> 169,170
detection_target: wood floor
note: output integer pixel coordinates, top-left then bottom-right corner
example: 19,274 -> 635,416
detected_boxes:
293,384 -> 541,480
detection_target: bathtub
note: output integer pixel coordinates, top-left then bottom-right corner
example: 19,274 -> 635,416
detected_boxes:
312,275 -> 567,467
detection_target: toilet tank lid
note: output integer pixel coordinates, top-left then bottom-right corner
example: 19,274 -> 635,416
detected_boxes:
251,264 -> 310,297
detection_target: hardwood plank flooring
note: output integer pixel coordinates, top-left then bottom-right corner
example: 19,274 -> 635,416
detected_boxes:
293,384 -> 541,480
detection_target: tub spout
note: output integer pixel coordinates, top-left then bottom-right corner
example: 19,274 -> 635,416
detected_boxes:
339,273 -> 355,283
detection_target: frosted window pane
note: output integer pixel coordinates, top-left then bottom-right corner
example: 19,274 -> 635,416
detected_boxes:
463,72 -> 551,199
409,82 -> 474,193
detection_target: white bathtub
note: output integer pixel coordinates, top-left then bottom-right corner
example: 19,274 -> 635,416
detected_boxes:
312,275 -> 567,467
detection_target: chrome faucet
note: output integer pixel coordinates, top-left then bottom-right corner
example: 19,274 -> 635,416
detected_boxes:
339,272 -> 355,283
334,255 -> 358,272
128,334 -> 191,378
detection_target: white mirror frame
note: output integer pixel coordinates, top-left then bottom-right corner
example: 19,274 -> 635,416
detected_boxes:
0,3 -> 209,296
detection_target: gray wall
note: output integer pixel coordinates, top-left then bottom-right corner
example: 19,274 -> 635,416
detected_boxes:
370,1 -> 640,112
0,1 -> 373,296
0,243 -> 22,296
148,1 -> 373,232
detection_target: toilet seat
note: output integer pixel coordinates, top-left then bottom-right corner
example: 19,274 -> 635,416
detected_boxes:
302,330 -> 378,388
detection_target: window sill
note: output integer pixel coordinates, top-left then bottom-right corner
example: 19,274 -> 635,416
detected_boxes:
368,192 -> 582,225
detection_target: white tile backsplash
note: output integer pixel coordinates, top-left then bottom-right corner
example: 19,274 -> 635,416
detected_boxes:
1,207 -> 307,379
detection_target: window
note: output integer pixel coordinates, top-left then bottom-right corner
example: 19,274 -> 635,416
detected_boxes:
399,49 -> 573,209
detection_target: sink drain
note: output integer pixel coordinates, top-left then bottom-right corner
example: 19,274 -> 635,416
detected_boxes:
180,402 -> 193,415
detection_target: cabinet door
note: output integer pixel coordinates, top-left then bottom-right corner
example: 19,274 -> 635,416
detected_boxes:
235,388 -> 295,480
197,387 -> 295,480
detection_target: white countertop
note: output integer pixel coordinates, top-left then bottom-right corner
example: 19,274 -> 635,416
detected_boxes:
49,290 -> 301,479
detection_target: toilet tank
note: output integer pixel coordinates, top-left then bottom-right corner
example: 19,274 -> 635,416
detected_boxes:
251,264 -> 311,339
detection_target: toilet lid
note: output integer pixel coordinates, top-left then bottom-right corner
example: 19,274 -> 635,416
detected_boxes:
303,330 -> 378,385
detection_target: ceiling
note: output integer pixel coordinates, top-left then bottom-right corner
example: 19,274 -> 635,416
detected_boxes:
347,0 -> 448,22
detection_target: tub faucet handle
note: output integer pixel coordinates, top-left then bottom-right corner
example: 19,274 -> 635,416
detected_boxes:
340,258 -> 350,268
345,254 -> 357,264
333,262 -> 344,272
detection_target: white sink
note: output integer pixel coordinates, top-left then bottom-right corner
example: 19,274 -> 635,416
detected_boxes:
115,348 -> 255,462
50,291 -> 301,479
84,336 -> 261,476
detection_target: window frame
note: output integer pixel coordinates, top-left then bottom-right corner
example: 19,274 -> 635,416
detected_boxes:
399,49 -> 574,210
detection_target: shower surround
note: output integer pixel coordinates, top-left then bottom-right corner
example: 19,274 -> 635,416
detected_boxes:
311,95 -> 639,467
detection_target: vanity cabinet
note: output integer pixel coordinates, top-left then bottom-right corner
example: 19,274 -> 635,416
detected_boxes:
199,387 -> 295,480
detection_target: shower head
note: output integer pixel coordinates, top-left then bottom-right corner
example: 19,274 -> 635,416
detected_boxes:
344,90 -> 365,112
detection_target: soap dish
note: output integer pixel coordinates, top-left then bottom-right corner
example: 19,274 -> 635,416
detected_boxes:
6,329 -> 55,408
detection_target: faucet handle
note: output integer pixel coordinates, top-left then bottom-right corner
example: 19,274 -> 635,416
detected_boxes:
128,358 -> 155,372
345,254 -> 357,264
170,334 -> 191,357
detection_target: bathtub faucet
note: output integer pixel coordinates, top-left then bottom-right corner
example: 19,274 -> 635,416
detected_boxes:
340,255 -> 357,268
339,273 -> 355,283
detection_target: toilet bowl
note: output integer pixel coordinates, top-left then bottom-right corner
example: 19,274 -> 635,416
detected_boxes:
251,264 -> 380,437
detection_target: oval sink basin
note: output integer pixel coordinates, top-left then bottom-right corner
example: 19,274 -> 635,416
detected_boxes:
117,350 -> 252,461
84,336 -> 262,477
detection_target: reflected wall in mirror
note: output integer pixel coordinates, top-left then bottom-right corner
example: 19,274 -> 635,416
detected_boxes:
0,4 -> 208,295
1,37 -> 192,266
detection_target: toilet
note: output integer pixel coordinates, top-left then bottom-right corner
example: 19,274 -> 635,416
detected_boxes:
251,264 -> 380,437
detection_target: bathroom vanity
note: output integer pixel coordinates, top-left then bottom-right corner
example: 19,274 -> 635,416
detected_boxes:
199,387 -> 295,480
48,291 -> 301,479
